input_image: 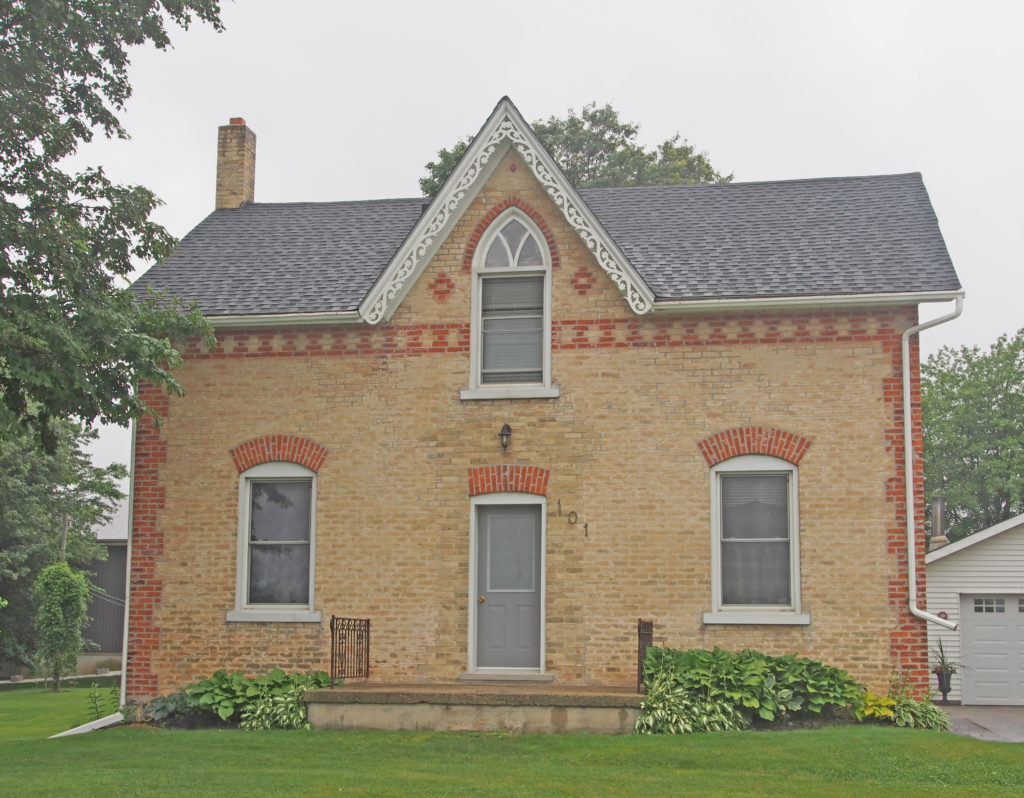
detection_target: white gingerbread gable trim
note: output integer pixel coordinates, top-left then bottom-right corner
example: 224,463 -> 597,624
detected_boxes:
358,97 -> 654,324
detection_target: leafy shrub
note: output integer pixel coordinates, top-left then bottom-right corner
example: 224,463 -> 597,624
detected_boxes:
144,690 -> 190,722
854,691 -> 896,722
642,647 -> 862,725
32,562 -> 90,689
237,668 -> 330,730
186,669 -> 253,721
147,668 -> 330,727
635,673 -> 748,734
855,673 -> 950,731
769,653 -> 863,716
239,683 -> 312,730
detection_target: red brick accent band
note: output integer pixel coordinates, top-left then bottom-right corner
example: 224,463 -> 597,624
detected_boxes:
462,197 -> 560,271
230,435 -> 328,473
698,426 -> 814,467
468,465 -> 550,497
183,308 -> 914,362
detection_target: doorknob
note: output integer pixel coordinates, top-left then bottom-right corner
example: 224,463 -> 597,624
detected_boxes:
479,595 -> 486,603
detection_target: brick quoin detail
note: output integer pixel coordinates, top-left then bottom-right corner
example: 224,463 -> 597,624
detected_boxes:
462,197 -> 560,271
698,426 -> 814,467
468,465 -> 551,497
885,333 -> 930,691
230,435 -> 328,473
125,381 -> 169,702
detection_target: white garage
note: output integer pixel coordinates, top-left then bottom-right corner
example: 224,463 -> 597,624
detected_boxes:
926,513 -> 1024,705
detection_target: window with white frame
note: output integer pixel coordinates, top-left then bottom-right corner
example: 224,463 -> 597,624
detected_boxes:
703,455 -> 808,625
461,211 -> 558,400
227,462 -> 320,623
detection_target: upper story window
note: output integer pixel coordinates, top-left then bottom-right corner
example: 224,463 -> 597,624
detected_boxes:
461,211 -> 559,400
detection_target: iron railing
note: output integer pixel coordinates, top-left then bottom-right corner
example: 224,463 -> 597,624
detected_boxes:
330,616 -> 370,685
637,618 -> 653,693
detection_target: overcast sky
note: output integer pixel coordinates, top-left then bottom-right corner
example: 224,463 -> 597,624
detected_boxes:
80,0 -> 1023,472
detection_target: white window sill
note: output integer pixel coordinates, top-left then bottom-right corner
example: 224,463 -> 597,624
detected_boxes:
702,611 -> 810,626
226,609 -> 322,624
460,386 -> 560,400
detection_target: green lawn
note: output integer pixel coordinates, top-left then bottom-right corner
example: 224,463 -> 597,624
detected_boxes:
1,688 -> 1022,797
0,683 -> 117,738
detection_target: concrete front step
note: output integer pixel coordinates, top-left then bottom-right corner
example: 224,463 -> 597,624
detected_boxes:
305,682 -> 643,734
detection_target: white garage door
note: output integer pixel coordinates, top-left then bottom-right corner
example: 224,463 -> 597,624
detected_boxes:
960,595 -> 1024,705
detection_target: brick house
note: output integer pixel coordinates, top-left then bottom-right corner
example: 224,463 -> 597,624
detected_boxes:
125,98 -> 962,703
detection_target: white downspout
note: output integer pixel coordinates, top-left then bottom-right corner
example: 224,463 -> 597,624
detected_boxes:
119,419 -> 137,707
902,295 -> 964,631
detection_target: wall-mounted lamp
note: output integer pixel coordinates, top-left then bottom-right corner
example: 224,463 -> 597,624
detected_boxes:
499,423 -> 512,453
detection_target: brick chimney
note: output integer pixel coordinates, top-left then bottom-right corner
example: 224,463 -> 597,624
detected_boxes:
215,117 -> 256,209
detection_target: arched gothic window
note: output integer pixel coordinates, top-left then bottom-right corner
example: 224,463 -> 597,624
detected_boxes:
463,211 -> 557,399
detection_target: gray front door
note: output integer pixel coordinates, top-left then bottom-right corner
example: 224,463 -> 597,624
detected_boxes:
476,505 -> 542,668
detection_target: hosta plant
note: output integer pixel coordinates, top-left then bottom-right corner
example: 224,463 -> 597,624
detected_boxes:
635,673 -> 748,734
642,646 -> 862,724
239,684 -> 312,730
148,668 -> 330,725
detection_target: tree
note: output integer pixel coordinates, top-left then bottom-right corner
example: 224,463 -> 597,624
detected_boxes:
923,329 -> 1024,542
0,0 -> 221,452
419,102 -> 732,196
32,561 -> 90,689
0,407 -> 124,665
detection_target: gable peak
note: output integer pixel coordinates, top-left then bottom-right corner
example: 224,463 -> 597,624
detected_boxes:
358,98 -> 653,324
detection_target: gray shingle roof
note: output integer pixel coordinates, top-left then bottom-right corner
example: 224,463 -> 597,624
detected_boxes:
132,173 -> 959,317
579,173 -> 960,301
94,499 -> 129,542
134,199 -> 426,315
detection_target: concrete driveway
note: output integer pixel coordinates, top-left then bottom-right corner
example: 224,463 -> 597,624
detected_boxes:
944,705 -> 1024,742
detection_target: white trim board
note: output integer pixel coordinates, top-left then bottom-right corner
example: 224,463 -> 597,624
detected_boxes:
467,492 -> 547,674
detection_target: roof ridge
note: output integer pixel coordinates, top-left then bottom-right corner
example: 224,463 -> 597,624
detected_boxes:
230,197 -> 426,209
579,172 -> 923,193
225,174 -> 927,209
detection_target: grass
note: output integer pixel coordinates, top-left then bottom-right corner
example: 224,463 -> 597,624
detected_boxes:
1,689 -> 1023,797
0,683 -> 119,738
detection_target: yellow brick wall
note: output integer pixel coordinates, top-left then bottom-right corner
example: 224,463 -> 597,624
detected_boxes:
127,149 -> 925,699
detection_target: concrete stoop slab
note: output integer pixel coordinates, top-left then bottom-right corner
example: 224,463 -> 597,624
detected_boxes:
305,683 -> 643,734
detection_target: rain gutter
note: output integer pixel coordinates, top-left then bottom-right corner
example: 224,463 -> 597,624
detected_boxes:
902,294 -> 964,631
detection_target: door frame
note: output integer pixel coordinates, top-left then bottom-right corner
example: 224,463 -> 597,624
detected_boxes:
468,493 -> 547,673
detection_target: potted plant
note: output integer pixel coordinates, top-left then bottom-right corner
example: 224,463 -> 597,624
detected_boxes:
931,639 -> 959,704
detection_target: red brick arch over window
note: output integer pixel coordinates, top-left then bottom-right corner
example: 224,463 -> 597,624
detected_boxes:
468,465 -> 550,497
463,197 -> 560,271
698,426 -> 813,467
230,435 -> 328,474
